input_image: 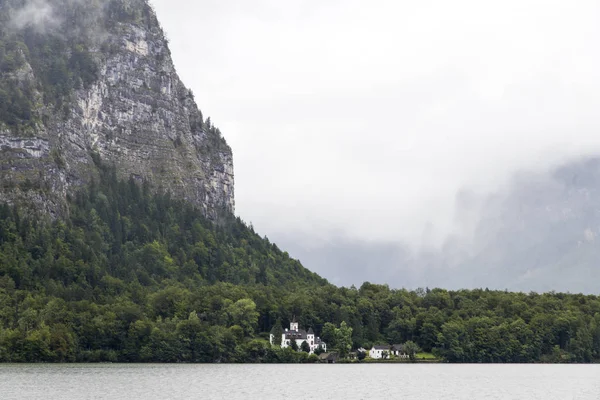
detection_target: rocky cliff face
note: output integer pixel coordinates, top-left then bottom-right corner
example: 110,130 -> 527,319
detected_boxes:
0,0 -> 234,219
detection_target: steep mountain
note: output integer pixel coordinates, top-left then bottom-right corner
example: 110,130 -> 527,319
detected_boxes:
360,156 -> 600,293
450,157 -> 600,293
0,0 -> 599,365
278,156 -> 600,294
0,0 -> 233,219
0,0 -> 332,362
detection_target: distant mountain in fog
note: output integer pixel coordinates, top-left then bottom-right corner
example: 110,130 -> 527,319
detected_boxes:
446,157 -> 600,293
277,157 -> 600,293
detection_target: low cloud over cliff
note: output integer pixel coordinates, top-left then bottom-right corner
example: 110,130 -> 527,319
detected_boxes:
153,0 -> 600,292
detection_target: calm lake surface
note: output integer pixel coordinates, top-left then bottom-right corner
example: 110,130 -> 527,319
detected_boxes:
1,364 -> 599,399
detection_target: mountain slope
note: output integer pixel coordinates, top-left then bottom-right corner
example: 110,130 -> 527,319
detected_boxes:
0,0 -> 233,219
454,157 -> 600,292
286,157 -> 600,294
0,165 -> 328,362
0,0 -> 599,365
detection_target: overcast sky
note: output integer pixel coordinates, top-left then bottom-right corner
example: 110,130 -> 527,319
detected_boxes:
151,0 -> 600,288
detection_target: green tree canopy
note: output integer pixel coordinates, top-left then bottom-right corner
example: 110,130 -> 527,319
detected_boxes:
402,341 -> 421,360
300,341 -> 310,353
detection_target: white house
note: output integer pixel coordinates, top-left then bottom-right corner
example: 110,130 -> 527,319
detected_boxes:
269,318 -> 327,354
369,345 -> 389,359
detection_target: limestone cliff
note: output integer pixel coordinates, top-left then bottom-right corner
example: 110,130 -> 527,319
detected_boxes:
0,0 -> 234,219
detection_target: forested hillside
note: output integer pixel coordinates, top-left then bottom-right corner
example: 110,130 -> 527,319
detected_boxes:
0,156 -> 599,363
0,156 -> 326,362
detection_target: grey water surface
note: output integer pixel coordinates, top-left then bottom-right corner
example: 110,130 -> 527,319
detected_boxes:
1,364 -> 599,399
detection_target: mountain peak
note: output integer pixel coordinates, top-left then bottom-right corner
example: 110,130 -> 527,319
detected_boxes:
0,0 -> 234,219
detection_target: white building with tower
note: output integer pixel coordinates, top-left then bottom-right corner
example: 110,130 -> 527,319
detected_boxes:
269,317 -> 327,353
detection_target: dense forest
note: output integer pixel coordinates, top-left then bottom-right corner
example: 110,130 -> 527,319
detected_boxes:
1,0 -> 598,364
0,156 -> 598,363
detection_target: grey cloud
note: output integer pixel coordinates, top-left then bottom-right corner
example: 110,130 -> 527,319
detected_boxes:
275,157 -> 600,294
150,0 -> 600,292
7,0 -> 112,41
7,0 -> 88,32
9,0 -> 57,31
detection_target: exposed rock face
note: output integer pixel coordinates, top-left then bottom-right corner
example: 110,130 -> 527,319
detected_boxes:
0,0 -> 234,219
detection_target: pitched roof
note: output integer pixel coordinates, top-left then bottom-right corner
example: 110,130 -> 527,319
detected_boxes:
391,344 -> 405,351
372,345 -> 389,350
284,329 -> 308,339
307,327 -> 314,334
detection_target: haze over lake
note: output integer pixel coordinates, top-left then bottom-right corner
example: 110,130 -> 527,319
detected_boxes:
2,364 -> 599,399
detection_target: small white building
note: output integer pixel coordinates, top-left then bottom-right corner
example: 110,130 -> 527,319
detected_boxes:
369,345 -> 389,359
269,318 -> 327,354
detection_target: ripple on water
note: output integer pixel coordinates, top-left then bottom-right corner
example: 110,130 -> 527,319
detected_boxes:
0,363 -> 599,400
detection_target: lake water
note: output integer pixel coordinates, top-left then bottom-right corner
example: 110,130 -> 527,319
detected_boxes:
1,364 -> 599,399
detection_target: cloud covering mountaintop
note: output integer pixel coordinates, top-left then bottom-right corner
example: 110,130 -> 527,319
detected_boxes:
151,0 -> 600,292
